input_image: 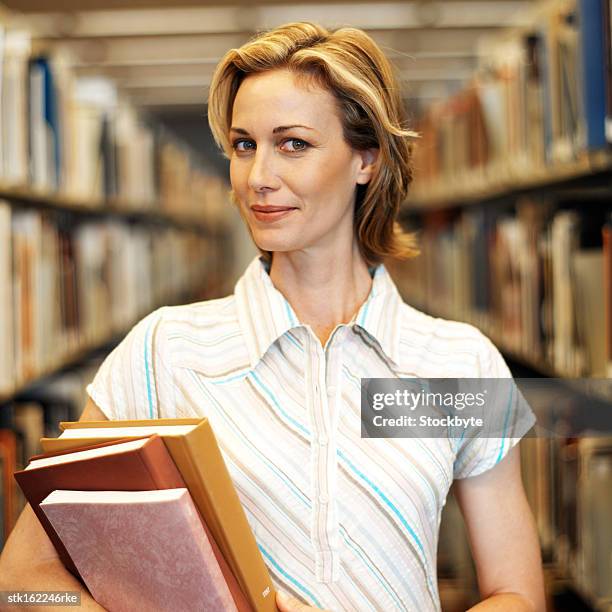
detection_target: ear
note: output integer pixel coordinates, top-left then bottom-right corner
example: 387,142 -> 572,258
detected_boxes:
355,147 -> 380,185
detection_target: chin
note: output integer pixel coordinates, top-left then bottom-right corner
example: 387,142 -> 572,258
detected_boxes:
254,240 -> 300,254
250,229 -> 302,254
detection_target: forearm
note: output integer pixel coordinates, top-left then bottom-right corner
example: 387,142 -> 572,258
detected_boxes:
0,559 -> 106,611
468,592 -> 536,611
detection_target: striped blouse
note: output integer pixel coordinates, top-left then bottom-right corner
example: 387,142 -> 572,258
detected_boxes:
86,255 -> 535,612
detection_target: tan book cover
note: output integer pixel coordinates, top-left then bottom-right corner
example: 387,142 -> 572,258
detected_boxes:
41,418 -> 278,612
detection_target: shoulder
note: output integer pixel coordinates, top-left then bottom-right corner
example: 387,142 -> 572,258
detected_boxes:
394,302 -> 509,377
157,294 -> 238,332
154,294 -> 251,377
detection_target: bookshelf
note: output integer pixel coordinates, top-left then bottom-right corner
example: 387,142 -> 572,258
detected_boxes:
407,149 -> 612,211
397,0 -> 612,380
0,10 -> 235,548
0,11 -> 236,400
392,0 -> 612,610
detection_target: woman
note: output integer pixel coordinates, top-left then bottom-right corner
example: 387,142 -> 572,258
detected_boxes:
0,21 -> 545,612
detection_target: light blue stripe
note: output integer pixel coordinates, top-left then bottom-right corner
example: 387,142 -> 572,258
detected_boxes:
339,527 -> 411,611
211,370 -> 252,385
336,448 -> 436,598
144,318 -> 156,419
258,545 -> 324,608
342,365 -> 361,389
189,370 -> 311,507
359,297 -> 372,327
285,331 -> 303,352
251,371 -> 310,437
342,365 -> 445,505
283,299 -> 299,327
495,382 -> 514,464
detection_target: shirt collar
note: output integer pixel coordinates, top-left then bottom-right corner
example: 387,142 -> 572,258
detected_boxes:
235,255 -> 403,369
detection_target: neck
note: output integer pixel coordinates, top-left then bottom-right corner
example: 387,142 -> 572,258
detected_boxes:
268,242 -> 374,348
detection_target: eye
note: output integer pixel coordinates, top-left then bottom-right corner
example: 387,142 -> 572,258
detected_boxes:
231,138 -> 255,152
280,138 -> 309,152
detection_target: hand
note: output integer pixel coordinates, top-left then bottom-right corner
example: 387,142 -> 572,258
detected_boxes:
276,590 -> 330,611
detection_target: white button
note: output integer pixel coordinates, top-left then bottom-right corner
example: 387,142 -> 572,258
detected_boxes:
319,493 -> 329,504
319,436 -> 328,446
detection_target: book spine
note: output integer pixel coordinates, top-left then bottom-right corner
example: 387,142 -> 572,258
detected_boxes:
578,0 -> 607,150
603,0 -> 612,142
604,219 -> 612,377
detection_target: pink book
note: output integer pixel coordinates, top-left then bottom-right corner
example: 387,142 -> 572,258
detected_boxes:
40,488 -> 238,612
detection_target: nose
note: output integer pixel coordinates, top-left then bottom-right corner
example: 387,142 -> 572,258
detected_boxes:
247,147 -> 280,193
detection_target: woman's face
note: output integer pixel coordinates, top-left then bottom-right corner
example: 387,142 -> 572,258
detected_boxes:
229,68 -> 375,258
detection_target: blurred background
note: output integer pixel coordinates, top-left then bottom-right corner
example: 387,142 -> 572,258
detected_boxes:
0,0 -> 610,610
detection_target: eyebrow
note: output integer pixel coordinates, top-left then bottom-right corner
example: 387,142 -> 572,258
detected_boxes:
229,125 -> 316,135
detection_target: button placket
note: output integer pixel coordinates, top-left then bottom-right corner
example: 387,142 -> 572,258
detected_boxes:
306,327 -> 342,583
318,332 -> 344,582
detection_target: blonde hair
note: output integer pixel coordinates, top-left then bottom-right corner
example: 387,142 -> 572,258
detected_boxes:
207,21 -> 419,265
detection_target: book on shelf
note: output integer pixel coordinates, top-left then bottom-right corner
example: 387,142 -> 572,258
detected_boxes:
0,202 -> 13,396
0,28 -> 232,225
0,428 -> 17,544
40,488 -> 242,612
0,202 -> 215,399
572,249 -> 606,377
0,451 -> 4,550
604,0 -> 612,142
39,418 -> 277,612
410,0 -> 611,203
392,200 -> 610,377
577,0 -> 608,152
2,29 -> 30,187
604,214 -> 612,377
28,56 -> 60,192
574,438 -> 612,607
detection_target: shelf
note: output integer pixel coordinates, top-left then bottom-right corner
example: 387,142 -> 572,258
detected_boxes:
0,183 -> 227,236
404,300 -> 612,402
404,150 -> 612,212
0,289 -> 206,406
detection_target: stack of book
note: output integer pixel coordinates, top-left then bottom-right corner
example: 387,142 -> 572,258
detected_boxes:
14,418 -> 278,612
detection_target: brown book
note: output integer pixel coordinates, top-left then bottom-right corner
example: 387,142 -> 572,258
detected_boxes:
41,418 -> 278,612
604,222 -> 612,377
0,429 -> 17,542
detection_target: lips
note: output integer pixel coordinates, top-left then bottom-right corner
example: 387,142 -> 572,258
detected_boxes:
250,205 -> 297,223
250,205 -> 297,212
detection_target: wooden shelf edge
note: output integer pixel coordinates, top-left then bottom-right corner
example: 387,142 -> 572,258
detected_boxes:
404,149 -> 612,211
0,184 -> 230,235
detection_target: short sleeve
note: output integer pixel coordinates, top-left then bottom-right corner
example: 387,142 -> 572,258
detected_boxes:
452,332 -> 536,479
85,307 -> 176,421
